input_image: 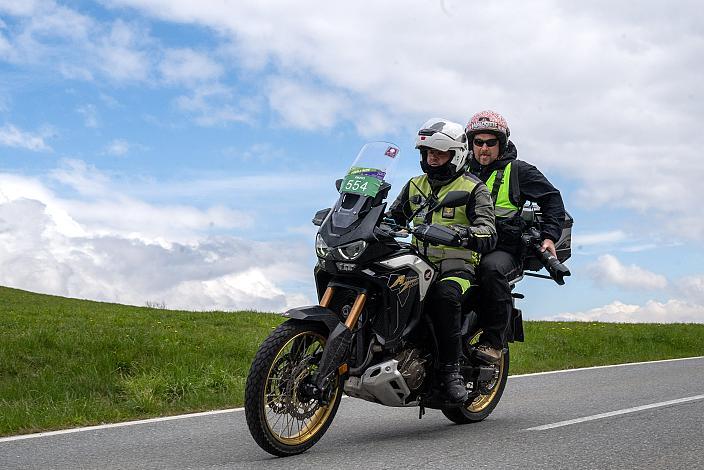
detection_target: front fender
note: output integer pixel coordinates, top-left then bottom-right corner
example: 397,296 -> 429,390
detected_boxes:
282,305 -> 344,333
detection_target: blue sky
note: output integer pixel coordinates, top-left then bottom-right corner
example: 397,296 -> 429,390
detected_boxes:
1,0 -> 703,322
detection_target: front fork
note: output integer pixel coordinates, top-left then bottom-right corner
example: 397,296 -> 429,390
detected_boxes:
313,286 -> 367,400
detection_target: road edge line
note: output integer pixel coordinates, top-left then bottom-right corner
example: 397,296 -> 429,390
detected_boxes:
2,355 -> 703,443
0,408 -> 243,443
508,355 -> 704,379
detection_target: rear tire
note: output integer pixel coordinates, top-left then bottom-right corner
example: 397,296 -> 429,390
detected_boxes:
245,320 -> 342,456
442,330 -> 510,424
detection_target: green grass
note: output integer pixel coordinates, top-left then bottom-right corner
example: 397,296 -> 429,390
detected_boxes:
0,286 -> 283,436
511,321 -> 704,373
1,285 -> 703,436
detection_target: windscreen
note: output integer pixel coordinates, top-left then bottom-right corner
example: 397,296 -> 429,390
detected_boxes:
340,142 -> 400,198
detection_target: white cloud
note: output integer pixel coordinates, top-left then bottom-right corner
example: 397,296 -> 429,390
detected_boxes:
267,78 -> 350,130
677,275 -> 704,304
175,83 -> 250,126
76,104 -> 99,127
96,20 -> 151,82
0,123 -> 51,151
576,230 -> 627,246
0,1 -> 43,16
105,138 -> 130,156
587,254 -> 667,290
159,47 -> 223,85
0,3 -> 153,83
546,299 -> 704,324
0,166 -> 314,311
45,160 -> 252,241
104,0 -> 704,240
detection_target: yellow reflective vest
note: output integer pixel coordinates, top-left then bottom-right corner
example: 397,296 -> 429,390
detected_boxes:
408,173 -> 481,266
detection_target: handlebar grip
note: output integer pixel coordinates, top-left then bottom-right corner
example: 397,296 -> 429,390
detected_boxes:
413,224 -> 463,247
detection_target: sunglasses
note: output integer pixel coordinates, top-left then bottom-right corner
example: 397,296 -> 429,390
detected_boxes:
473,138 -> 499,148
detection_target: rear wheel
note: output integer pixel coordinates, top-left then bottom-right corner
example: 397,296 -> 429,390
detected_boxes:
245,320 -> 341,456
442,329 -> 510,424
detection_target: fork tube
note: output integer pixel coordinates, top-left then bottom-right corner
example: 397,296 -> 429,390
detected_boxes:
320,287 -> 334,307
344,293 -> 367,329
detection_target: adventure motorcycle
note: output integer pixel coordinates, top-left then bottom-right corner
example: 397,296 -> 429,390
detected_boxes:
244,142 -> 572,456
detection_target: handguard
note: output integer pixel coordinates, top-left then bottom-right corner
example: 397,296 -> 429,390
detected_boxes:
413,224 -> 468,247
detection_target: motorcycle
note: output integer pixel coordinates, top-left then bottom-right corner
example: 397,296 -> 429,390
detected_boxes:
244,142 -> 572,456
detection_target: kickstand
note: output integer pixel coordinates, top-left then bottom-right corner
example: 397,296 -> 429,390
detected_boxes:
418,403 -> 425,419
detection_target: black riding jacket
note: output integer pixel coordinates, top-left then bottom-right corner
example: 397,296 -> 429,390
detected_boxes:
468,141 -> 565,243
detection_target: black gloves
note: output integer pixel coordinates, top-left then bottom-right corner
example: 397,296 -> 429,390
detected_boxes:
413,224 -> 471,247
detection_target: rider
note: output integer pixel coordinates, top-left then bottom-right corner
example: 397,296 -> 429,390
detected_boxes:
465,110 -> 565,363
389,118 -> 496,403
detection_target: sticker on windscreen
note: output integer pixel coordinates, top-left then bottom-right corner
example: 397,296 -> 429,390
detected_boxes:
340,167 -> 386,197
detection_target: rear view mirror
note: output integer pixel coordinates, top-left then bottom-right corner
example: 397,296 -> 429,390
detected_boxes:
312,208 -> 331,226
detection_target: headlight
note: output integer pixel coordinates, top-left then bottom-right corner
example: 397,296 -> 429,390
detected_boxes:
335,240 -> 367,260
315,234 -> 331,258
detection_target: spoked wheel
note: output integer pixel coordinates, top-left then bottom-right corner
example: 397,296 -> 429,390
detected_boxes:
442,329 -> 510,424
245,320 -> 342,456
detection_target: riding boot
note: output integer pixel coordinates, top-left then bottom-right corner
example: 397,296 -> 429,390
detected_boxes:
439,363 -> 468,403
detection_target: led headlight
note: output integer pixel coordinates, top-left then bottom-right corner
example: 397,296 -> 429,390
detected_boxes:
315,234 -> 331,258
335,240 -> 367,260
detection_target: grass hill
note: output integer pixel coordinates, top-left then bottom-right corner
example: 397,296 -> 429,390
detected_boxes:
1,285 -> 703,436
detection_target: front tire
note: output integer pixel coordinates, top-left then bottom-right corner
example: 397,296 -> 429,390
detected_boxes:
245,320 -> 342,456
442,330 -> 510,424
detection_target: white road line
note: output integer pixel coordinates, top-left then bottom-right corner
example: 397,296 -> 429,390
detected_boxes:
525,394 -> 704,431
508,355 -> 704,379
1,355 -> 703,443
0,408 -> 242,443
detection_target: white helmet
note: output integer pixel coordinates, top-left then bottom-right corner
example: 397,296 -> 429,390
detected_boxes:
415,118 -> 469,176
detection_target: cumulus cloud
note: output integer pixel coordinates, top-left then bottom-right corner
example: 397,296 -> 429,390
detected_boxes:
0,167 -> 314,311
576,230 -> 628,247
175,83 -> 250,126
677,275 -> 704,304
159,48 -> 223,85
0,2 -> 152,83
587,254 -> 667,290
268,78 -> 350,130
0,123 -> 52,151
546,299 -> 704,324
547,270 -> 704,323
103,0 -> 704,240
95,19 -> 152,82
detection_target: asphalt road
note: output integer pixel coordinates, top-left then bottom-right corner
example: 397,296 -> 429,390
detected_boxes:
2,357 -> 703,469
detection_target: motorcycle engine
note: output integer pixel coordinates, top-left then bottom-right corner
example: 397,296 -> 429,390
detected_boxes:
395,348 -> 428,391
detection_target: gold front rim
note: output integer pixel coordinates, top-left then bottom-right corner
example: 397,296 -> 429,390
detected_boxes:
263,330 -> 339,445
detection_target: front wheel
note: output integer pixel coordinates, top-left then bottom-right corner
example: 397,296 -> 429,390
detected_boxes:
245,320 -> 342,456
442,332 -> 510,424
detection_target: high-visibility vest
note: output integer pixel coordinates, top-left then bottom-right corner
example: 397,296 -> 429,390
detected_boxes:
485,162 -> 520,218
408,173 -> 480,266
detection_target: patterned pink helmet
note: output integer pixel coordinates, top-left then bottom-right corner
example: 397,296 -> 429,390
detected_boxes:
465,110 -> 510,152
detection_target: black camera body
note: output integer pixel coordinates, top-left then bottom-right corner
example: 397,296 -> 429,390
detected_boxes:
520,205 -> 573,285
